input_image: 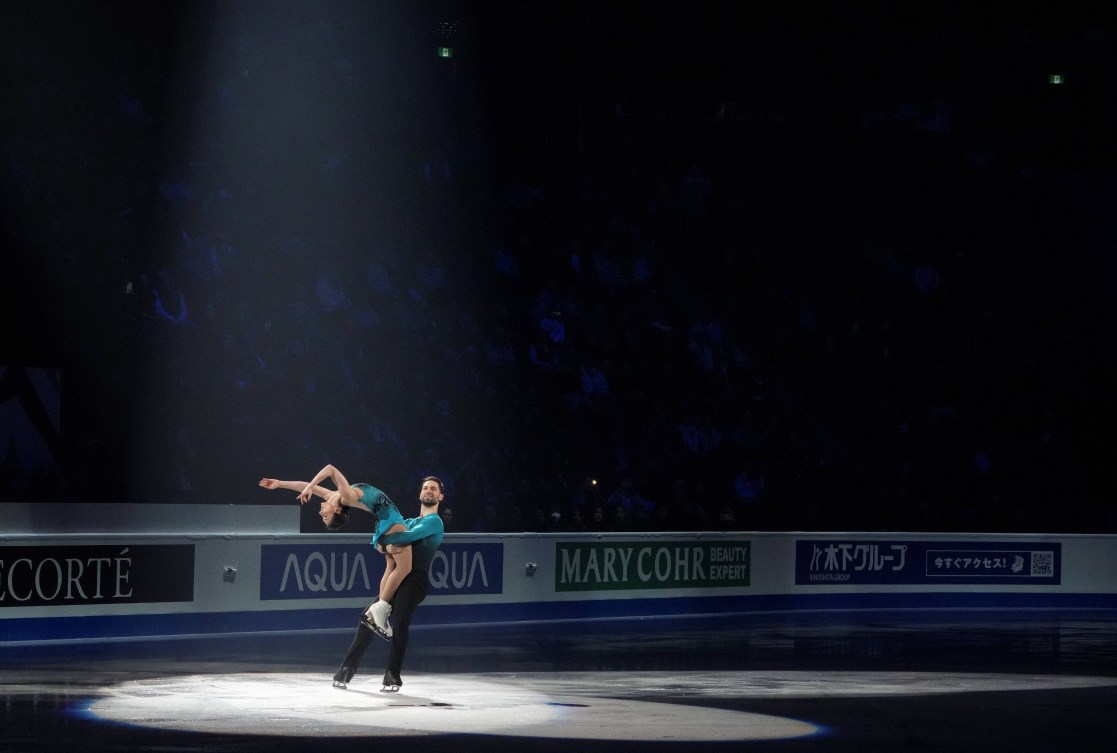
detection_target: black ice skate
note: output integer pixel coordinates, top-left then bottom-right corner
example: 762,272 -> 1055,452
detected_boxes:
381,671 -> 402,693
333,666 -> 355,688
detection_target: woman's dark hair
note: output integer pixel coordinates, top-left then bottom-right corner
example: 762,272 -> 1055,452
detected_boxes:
325,505 -> 350,531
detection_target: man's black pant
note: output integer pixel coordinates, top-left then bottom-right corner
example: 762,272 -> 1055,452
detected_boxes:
338,572 -> 427,687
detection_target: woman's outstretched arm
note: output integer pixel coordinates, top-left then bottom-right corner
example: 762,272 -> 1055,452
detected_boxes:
259,478 -> 334,503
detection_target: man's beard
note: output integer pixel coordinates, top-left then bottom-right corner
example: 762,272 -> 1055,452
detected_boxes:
420,497 -> 439,508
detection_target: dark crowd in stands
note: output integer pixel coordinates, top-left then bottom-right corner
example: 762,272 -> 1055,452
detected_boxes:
2,3 -> 1115,534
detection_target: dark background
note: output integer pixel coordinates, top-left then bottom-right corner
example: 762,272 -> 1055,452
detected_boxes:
2,1 -> 1114,534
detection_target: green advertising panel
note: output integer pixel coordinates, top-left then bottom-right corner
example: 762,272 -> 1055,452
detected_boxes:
555,541 -> 750,592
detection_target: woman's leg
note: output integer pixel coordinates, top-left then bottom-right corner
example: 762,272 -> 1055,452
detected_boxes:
367,524 -> 412,634
379,553 -> 396,599
377,523 -> 412,602
378,545 -> 412,602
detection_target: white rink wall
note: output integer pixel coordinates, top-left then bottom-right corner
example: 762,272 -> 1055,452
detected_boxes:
1,504 -> 1115,644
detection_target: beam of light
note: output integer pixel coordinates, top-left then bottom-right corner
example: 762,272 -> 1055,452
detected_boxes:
77,671 -> 823,741
72,668 -> 1117,742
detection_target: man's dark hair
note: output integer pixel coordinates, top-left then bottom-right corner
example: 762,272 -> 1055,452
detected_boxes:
424,476 -> 444,495
326,506 -> 350,531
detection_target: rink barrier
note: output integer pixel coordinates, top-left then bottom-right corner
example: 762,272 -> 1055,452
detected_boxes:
1,505 -> 1115,644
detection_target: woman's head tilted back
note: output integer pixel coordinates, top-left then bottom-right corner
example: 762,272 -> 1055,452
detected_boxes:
320,491 -> 349,530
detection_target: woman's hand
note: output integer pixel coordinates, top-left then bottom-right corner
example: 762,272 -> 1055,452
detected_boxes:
259,478 -> 279,490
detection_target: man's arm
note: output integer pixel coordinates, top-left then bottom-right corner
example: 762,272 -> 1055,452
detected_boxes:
380,515 -> 443,546
259,478 -> 334,501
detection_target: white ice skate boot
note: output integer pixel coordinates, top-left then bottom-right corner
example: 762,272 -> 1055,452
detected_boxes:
360,603 -> 392,640
363,599 -> 393,639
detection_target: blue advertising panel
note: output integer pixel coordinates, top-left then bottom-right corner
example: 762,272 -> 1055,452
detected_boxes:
260,542 -> 503,600
795,539 -> 1061,586
427,542 -> 504,595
